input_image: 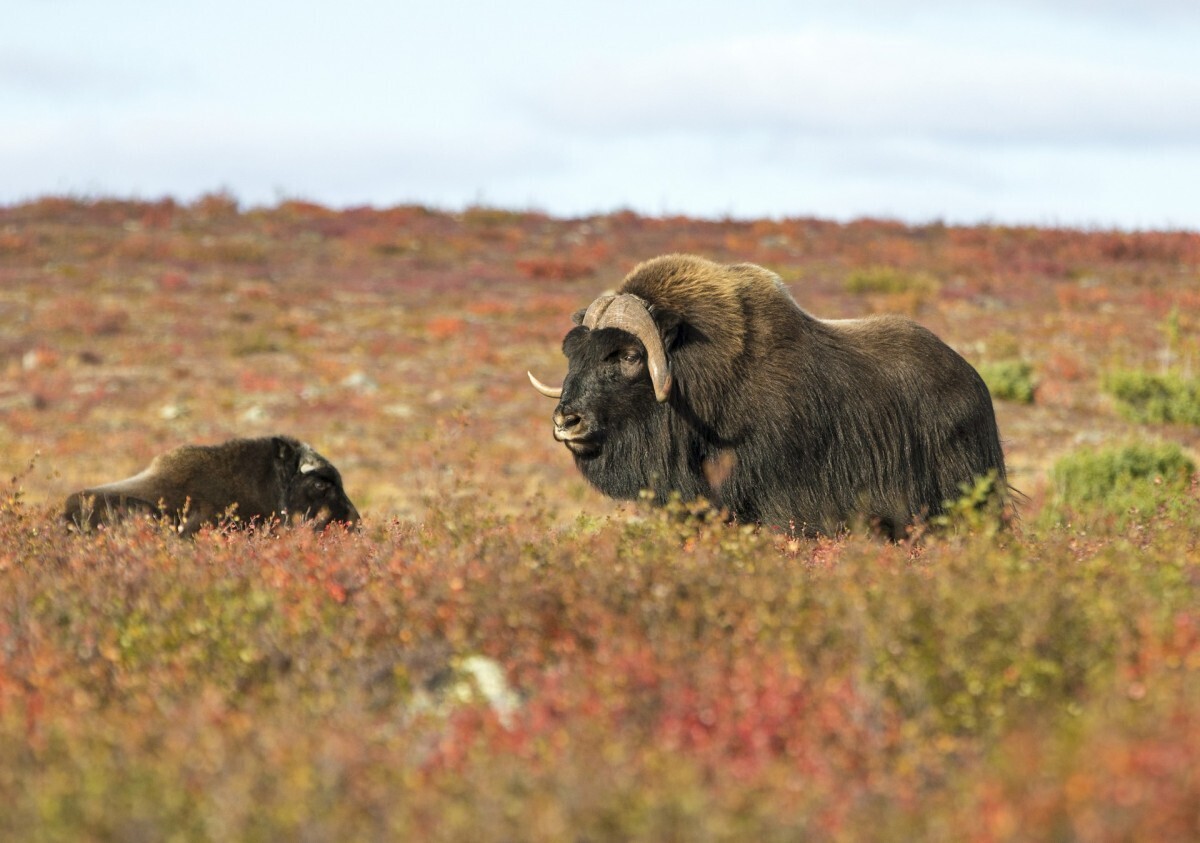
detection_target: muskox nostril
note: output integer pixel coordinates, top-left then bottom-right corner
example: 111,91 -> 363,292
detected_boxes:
555,411 -> 582,430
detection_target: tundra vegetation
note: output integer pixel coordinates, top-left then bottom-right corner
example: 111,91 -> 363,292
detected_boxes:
1,197 -> 1198,840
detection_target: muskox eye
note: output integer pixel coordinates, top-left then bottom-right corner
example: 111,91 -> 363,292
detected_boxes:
621,351 -> 641,364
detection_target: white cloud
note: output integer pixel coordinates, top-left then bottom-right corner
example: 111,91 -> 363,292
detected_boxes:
523,29 -> 1200,147
0,50 -> 156,104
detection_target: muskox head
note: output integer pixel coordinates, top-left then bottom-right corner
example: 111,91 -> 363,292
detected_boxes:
529,293 -> 680,462
276,438 -> 361,531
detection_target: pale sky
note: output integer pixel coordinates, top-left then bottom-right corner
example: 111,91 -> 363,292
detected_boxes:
3,0 -> 1198,229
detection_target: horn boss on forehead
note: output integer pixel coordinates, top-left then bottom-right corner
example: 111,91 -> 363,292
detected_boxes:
528,292 -> 672,403
584,294 -> 672,403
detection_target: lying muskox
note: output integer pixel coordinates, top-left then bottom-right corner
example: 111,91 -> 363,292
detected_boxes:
529,254 -> 1009,537
64,435 -> 360,535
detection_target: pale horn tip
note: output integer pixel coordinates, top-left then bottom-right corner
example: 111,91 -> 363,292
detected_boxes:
527,371 -> 563,399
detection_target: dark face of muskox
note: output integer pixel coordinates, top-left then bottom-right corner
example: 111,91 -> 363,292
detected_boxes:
552,326 -> 661,459
528,293 -> 684,500
277,439 -> 361,531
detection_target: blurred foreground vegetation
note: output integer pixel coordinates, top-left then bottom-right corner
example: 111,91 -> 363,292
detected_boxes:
2,470 -> 1197,841
3,197 -> 1200,840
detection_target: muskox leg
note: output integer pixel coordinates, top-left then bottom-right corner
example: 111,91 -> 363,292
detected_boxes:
63,492 -> 98,531
64,492 -> 159,531
176,507 -> 207,538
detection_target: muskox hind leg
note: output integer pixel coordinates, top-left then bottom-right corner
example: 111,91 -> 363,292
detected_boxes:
64,492 -> 161,531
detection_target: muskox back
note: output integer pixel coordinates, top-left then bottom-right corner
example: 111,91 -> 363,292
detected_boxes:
64,435 -> 360,535
530,254 -> 1008,537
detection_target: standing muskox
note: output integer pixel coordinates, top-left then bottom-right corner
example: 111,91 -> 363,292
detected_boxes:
528,254 -> 1008,537
64,435 -> 360,535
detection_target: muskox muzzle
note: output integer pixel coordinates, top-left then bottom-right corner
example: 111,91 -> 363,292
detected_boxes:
550,403 -> 602,456
286,455 -> 362,532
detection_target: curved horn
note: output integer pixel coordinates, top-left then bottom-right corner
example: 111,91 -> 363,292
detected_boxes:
585,294 -> 672,403
580,294 -> 616,327
527,370 -> 563,399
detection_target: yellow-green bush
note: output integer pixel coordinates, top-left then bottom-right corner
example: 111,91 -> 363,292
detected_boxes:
1104,370 -> 1200,426
979,359 -> 1037,404
1045,441 -> 1196,528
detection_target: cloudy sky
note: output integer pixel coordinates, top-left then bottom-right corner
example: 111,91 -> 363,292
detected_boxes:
4,0 -> 1198,229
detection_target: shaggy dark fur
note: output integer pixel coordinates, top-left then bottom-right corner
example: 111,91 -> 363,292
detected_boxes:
542,254 -> 1008,537
63,436 -> 360,536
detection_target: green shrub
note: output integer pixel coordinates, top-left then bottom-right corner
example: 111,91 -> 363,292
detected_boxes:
926,471 -> 1012,539
979,360 -> 1037,404
1104,370 -> 1200,426
1046,441 -> 1196,527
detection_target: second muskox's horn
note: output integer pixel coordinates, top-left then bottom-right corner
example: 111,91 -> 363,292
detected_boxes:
584,293 -> 672,403
527,371 -> 563,399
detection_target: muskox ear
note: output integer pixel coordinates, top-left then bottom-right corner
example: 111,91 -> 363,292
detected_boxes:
272,436 -> 297,467
570,307 -> 588,326
651,306 -> 684,351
